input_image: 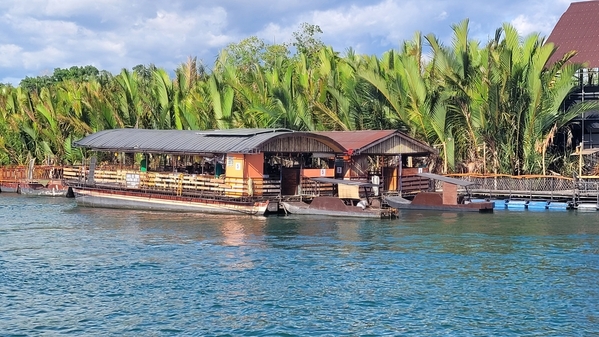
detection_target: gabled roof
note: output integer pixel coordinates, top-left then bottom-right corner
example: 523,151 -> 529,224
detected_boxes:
73,128 -> 290,154
546,1 -> 599,68
314,130 -> 436,155
73,128 -> 347,154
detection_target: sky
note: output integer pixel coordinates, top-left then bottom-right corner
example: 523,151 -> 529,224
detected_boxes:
0,0 -> 578,85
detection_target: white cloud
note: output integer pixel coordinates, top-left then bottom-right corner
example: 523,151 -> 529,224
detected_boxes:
0,0 -> 577,83
437,11 -> 448,21
22,46 -> 66,70
2,0 -> 123,18
0,44 -> 23,67
12,17 -> 81,38
511,15 -> 540,37
273,0 -> 425,53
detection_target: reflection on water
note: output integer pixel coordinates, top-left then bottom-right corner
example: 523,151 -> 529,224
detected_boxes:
1,195 -> 599,335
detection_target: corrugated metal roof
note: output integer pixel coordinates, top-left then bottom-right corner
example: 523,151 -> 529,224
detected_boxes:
73,128 -> 295,154
314,130 -> 436,155
546,1 -> 599,68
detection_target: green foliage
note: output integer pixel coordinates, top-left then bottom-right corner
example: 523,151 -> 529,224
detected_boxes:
2,22 -> 596,176
19,66 -> 100,93
292,22 -> 324,58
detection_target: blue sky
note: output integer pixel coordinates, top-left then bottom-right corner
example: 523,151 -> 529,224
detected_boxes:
0,0 -> 576,85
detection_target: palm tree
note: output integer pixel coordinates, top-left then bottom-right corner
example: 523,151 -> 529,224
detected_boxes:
152,68 -> 176,129
208,54 -> 235,129
114,69 -> 145,128
426,20 -> 484,171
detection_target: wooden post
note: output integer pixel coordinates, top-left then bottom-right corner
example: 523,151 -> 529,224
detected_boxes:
579,143 -> 583,177
398,154 -> 402,194
299,154 -> 303,200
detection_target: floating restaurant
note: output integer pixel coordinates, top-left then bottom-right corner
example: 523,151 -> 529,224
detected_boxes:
58,128 -> 436,216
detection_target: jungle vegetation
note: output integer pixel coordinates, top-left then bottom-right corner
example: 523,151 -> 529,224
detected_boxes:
1,20 -> 598,175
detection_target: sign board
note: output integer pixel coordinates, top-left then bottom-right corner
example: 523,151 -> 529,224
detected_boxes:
126,173 -> 140,188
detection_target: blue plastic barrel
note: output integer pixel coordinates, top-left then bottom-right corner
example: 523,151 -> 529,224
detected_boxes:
490,199 -> 507,209
546,201 -> 570,210
506,199 -> 528,209
527,201 -> 549,210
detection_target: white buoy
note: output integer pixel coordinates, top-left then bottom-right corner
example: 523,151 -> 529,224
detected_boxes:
575,203 -> 598,211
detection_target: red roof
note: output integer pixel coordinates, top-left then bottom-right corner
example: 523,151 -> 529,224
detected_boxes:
546,1 -> 599,68
314,130 -> 435,154
315,130 -> 396,152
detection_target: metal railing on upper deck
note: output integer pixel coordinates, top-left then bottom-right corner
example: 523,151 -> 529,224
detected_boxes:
436,174 -> 599,199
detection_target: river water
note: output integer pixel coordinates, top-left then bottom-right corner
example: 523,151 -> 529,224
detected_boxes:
1,194 -> 598,336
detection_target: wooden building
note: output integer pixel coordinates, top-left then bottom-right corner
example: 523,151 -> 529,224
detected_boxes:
546,1 -> 599,151
59,128 -> 437,215
314,130 -> 436,194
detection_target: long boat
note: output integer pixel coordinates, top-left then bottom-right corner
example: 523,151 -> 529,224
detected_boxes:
64,158 -> 273,216
385,173 -> 494,213
282,196 -> 395,218
70,183 -> 269,215
385,194 -> 494,212
0,164 -> 68,196
0,181 -> 19,193
19,179 -> 69,197
281,178 -> 397,218
0,165 -> 25,193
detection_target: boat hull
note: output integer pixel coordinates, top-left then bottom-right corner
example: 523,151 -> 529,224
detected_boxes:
0,181 -> 20,193
387,202 -> 495,213
72,187 -> 269,216
386,194 -> 494,213
19,180 -> 68,197
281,197 -> 395,218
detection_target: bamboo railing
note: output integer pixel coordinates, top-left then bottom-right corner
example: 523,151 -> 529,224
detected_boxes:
63,166 -> 281,199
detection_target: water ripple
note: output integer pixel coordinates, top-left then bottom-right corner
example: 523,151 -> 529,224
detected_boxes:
0,195 -> 598,335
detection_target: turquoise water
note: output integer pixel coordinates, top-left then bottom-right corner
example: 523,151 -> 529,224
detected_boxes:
1,194 -> 598,336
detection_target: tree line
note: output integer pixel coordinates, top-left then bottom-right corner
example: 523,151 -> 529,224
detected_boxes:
1,20 -> 597,175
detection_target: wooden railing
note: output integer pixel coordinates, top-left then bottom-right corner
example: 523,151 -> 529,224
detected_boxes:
0,165 -> 64,182
400,175 -> 430,193
4,164 -> 599,199
0,165 -> 27,182
63,166 -> 281,198
300,177 -> 334,197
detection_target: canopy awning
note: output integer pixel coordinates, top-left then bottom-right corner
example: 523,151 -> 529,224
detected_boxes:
571,148 -> 599,156
309,177 -> 378,187
417,172 -> 477,187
